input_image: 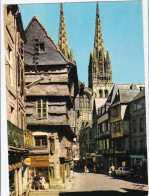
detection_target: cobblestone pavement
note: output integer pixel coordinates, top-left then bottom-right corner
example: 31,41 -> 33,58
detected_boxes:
29,172 -> 149,196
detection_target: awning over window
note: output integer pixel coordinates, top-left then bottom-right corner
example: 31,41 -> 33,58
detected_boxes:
130,155 -> 145,159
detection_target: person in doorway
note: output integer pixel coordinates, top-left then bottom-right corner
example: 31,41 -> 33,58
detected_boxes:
41,176 -> 46,189
84,165 -> 87,173
34,173 -> 40,190
70,168 -> 74,178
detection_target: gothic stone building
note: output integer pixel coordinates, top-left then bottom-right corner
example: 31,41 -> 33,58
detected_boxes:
24,6 -> 78,188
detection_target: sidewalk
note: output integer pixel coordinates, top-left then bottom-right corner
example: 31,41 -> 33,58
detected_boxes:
29,176 -> 74,194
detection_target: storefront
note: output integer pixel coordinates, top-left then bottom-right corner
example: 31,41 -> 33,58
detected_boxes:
28,155 -> 50,189
130,155 -> 146,168
95,154 -> 103,170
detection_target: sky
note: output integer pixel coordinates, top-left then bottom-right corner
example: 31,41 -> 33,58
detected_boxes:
18,1 -> 144,86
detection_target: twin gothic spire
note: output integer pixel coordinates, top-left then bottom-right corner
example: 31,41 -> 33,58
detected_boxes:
58,3 -> 74,62
58,2 -> 112,91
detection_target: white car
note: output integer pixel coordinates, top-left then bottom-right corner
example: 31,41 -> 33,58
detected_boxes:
115,167 -> 130,176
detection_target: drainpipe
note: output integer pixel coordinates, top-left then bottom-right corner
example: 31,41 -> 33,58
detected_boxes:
15,9 -> 19,127
14,8 -> 23,196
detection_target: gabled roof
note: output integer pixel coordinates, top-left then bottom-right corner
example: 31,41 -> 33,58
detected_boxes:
25,16 -> 76,66
94,98 -> 107,114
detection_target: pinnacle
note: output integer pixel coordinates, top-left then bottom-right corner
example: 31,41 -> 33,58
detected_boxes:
58,3 -> 69,59
94,2 -> 104,55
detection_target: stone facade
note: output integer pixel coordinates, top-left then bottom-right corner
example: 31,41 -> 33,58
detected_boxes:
95,84 -> 145,169
129,88 -> 147,168
4,5 -> 31,196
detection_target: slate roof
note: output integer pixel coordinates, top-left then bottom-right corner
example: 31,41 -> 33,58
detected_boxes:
24,16 -> 75,66
107,84 -> 144,105
132,88 -> 145,101
119,89 -> 141,103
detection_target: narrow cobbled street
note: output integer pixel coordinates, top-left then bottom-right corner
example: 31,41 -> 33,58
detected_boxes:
29,171 -> 148,196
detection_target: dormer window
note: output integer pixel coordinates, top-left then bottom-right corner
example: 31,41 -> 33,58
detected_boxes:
39,43 -> 45,52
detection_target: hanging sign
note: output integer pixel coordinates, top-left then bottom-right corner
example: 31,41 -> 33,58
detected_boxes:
23,158 -> 31,166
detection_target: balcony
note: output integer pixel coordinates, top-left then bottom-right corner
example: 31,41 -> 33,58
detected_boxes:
95,130 -> 110,138
8,121 -> 24,148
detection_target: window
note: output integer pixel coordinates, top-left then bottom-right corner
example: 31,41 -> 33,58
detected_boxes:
133,103 -> 137,111
133,120 -> 137,133
105,90 -> 108,98
84,95 -> 90,109
80,95 -> 90,109
140,118 -> 144,132
133,140 -> 137,150
49,167 -> 54,179
96,140 -> 98,151
39,43 -> 45,52
103,140 -> 105,150
106,139 -> 109,149
7,6 -> 11,15
35,136 -> 47,147
99,90 -> 103,98
140,140 -> 144,150
36,99 -> 48,119
20,112 -> 24,130
113,106 -> 118,117
49,137 -> 55,155
8,44 -> 13,86
99,140 -> 102,150
112,123 -> 116,132
8,44 -> 12,62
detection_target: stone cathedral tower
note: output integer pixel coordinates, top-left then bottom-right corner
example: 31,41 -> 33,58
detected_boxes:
58,3 -> 74,62
88,3 -> 112,98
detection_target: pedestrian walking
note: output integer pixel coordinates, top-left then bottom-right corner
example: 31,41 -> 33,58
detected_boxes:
84,165 -> 87,173
34,173 -> 40,190
109,164 -> 115,176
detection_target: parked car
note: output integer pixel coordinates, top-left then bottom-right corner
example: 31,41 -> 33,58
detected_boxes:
115,167 -> 130,176
127,168 -> 148,183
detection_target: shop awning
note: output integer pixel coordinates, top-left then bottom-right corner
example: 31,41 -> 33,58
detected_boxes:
28,155 -> 49,167
95,154 -> 103,157
130,155 -> 146,159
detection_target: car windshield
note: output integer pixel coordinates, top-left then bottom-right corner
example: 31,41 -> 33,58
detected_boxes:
124,167 -> 129,171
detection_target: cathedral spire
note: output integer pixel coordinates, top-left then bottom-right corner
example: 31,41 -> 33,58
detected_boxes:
88,2 -> 112,98
94,2 -> 104,58
58,3 -> 69,59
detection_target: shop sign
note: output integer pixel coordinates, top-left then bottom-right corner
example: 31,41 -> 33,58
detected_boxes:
23,158 -> 31,165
